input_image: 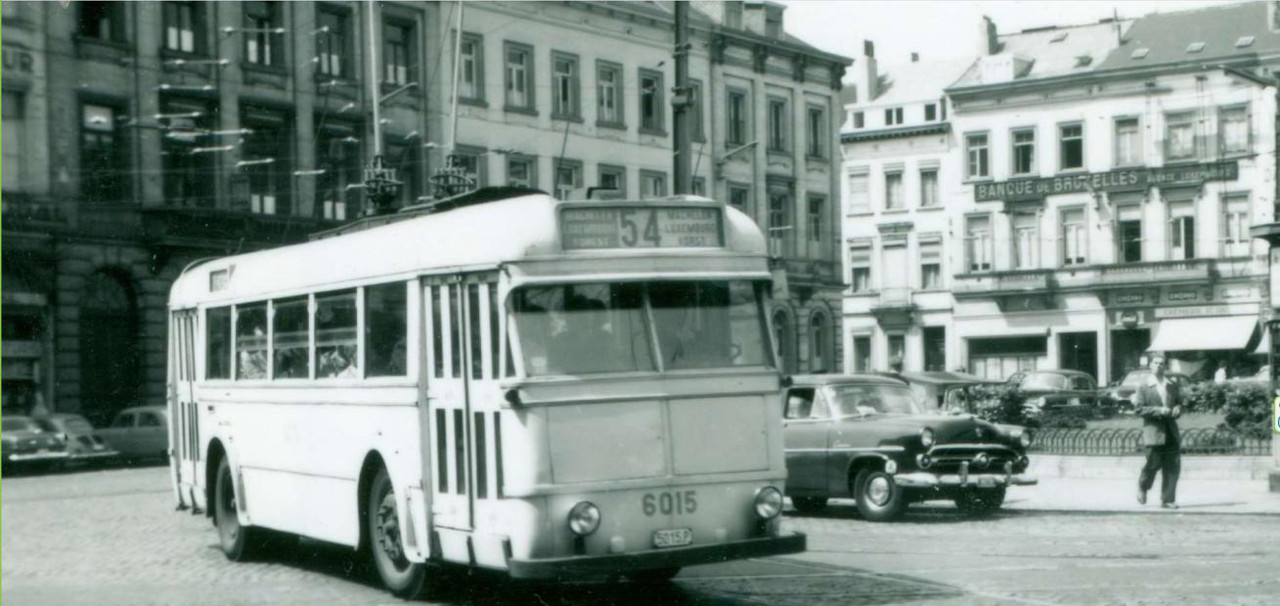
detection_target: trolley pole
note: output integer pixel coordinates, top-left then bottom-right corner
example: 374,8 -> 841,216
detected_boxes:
361,0 -> 400,216
672,1 -> 692,195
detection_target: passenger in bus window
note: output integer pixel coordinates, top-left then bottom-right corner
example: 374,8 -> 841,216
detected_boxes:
319,346 -> 358,378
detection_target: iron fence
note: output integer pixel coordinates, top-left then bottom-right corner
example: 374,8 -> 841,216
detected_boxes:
1029,427 -> 1271,456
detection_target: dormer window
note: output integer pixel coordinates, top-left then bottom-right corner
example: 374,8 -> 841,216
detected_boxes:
924,103 -> 937,122
1236,36 -> 1255,48
1186,41 -> 1205,54
1131,48 -> 1149,60
885,107 -> 903,126
1074,55 -> 1093,68
1050,31 -> 1068,43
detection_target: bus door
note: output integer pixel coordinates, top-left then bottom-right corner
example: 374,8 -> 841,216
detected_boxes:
424,278 -> 473,542
170,310 -> 200,510
460,277 -> 509,568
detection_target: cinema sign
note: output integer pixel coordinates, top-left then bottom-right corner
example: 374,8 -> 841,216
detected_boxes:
974,161 -> 1238,202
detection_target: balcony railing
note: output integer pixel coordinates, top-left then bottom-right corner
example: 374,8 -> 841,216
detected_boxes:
1097,258 -> 1211,285
953,269 -> 1053,295
875,287 -> 914,309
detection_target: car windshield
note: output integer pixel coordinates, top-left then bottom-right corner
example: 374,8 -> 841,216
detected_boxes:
60,417 -> 95,433
1020,373 -> 1069,390
33,418 -> 59,433
513,281 -> 771,376
2,418 -> 36,433
826,384 -> 924,417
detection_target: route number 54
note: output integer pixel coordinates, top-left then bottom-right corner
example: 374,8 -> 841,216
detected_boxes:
619,209 -> 662,247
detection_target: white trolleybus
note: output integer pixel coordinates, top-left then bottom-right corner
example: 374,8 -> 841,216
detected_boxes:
166,188 -> 804,597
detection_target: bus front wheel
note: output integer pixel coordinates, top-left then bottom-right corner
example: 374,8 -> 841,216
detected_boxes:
367,467 -> 429,599
214,458 -> 266,561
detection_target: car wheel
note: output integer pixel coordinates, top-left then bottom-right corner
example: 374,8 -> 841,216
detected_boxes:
791,496 -> 828,514
214,458 -> 267,561
854,469 -> 905,522
626,567 -> 682,582
955,487 -> 1006,516
367,467 -> 430,599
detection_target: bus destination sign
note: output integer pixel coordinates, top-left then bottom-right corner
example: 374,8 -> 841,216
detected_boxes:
561,206 -> 724,250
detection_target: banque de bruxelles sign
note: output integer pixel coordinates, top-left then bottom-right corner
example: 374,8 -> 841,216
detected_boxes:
974,160 -> 1238,202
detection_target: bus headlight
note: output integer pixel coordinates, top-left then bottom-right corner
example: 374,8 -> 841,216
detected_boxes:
567,501 -> 601,536
920,427 -> 936,448
753,486 -> 783,520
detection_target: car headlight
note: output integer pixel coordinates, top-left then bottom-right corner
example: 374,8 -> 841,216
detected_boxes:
567,501 -> 601,536
753,486 -> 783,519
920,427 -> 936,448
1019,431 -> 1033,448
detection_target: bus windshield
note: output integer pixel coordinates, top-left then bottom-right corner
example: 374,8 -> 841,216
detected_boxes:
513,281 -> 771,376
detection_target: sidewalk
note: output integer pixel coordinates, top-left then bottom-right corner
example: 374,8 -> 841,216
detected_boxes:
1004,476 -> 1280,514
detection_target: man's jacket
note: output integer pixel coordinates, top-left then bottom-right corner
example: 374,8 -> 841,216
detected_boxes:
1134,379 -> 1182,447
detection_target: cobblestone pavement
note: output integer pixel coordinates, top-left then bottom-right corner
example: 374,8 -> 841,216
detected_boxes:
4,468 -> 1279,605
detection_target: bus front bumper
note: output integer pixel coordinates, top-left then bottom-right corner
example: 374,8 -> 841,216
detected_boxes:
506,532 -> 806,579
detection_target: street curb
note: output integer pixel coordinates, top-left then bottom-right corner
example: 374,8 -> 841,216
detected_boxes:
1000,506 -> 1280,516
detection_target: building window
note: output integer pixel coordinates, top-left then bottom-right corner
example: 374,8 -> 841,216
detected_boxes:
554,159 -> 582,200
725,1 -> 743,28
806,105 -> 826,158
728,183 -> 750,212
689,79 -> 705,141
450,147 -> 485,191
1012,212 -> 1039,269
847,172 -> 870,213
383,20 -> 413,86
1012,128 -> 1035,175
727,88 -> 748,145
551,52 -> 580,119
888,335 -> 906,371
1220,106 -> 1249,155
966,133 -> 989,179
1164,112 -> 1196,162
243,1 -> 283,67
966,215 -> 992,272
640,170 -> 667,198
809,314 -> 828,373
316,122 -> 363,220
920,240 -> 942,290
80,102 -> 127,203
1114,117 -> 1141,166
1115,204 -> 1142,263
1059,123 -> 1084,171
163,2 -> 203,54
768,189 -> 792,257
506,154 -> 537,188
160,98 -> 217,208
316,8 -> 349,78
807,195 -> 824,244
852,111 -> 864,129
1222,194 -> 1250,257
1169,202 -> 1195,259
884,172 -> 904,210
884,107 -> 903,126
78,1 -> 125,43
596,61 -> 623,126
765,5 -> 783,38
924,103 -> 937,122
919,169 -> 939,207
768,97 -> 788,151
923,326 -> 946,372
504,43 -> 533,110
241,107 -> 290,215
386,138 -> 420,208
850,246 -> 871,292
459,33 -> 484,102
639,69 -> 665,134
853,334 -> 871,372
598,164 -> 626,195
1061,208 -> 1087,265
2,91 -> 26,193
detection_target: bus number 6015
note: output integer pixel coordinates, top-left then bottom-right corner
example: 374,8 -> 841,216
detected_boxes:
642,490 -> 697,516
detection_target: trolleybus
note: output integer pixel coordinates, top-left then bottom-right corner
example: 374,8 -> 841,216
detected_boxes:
167,189 -> 803,597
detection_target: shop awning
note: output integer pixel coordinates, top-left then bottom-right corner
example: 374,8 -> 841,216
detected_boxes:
1148,316 -> 1258,352
1255,329 -> 1270,356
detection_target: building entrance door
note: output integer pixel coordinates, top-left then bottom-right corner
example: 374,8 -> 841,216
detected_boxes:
1110,328 -> 1150,383
1058,332 -> 1097,380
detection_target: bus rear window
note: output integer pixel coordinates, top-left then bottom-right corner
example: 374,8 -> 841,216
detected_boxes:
514,283 -> 655,376
316,290 -> 358,378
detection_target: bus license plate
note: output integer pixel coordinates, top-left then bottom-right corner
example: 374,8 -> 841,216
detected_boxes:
653,528 -> 692,549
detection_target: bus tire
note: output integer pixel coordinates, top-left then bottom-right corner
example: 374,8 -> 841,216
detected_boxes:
367,467 -> 429,599
214,457 -> 266,561
854,469 -> 905,522
627,567 -> 682,582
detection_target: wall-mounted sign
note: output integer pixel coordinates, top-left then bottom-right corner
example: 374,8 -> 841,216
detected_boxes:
1165,289 -> 1201,303
1110,290 -> 1150,307
1218,284 -> 1257,302
2,45 -> 36,74
1153,304 -> 1257,319
974,161 -> 1238,202
998,294 -> 1056,312
1112,309 -> 1150,328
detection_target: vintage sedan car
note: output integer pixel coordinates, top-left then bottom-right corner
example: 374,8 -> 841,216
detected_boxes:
1013,370 -> 1099,417
97,406 -> 169,461
782,374 -> 1036,522
45,413 -> 119,464
884,371 -> 996,412
2,416 -> 69,471
1103,369 -> 1192,412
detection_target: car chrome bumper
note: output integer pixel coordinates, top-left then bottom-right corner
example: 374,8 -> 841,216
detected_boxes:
506,532 -> 806,579
894,472 -> 1038,489
68,450 -> 119,460
5,451 -> 69,463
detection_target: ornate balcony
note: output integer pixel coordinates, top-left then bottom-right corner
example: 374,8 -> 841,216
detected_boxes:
1097,258 -> 1211,286
871,287 -> 917,327
953,269 -> 1053,297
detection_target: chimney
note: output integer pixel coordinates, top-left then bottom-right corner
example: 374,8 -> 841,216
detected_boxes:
981,16 -> 999,55
911,52 -> 919,63
854,40 -> 880,102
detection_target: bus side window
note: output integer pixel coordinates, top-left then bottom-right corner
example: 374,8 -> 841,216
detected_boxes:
235,303 -> 268,380
206,307 -> 232,379
365,282 -> 408,377
273,297 -> 310,379
430,285 -> 445,379
316,290 -> 358,378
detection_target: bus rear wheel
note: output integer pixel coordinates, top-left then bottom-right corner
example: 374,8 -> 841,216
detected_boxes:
214,458 -> 266,561
367,467 -> 429,599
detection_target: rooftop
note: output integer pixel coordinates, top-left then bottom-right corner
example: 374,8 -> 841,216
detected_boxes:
856,58 -> 973,107
1095,1 -> 1280,72
953,19 -> 1132,88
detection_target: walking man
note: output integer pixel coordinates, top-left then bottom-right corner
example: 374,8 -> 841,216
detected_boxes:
1135,353 -> 1182,509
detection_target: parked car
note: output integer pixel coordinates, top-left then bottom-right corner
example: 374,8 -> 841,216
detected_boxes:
44,413 -> 119,464
782,374 -> 1036,521
883,371 -> 998,412
1102,369 -> 1192,412
2,416 -> 69,472
97,406 -> 169,461
1013,370 -> 1099,418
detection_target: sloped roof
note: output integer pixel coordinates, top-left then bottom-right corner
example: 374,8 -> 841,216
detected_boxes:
866,58 -> 972,106
1096,1 -> 1280,72
952,19 -> 1130,88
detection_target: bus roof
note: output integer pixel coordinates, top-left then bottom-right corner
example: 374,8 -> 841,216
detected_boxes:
169,192 -> 768,308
